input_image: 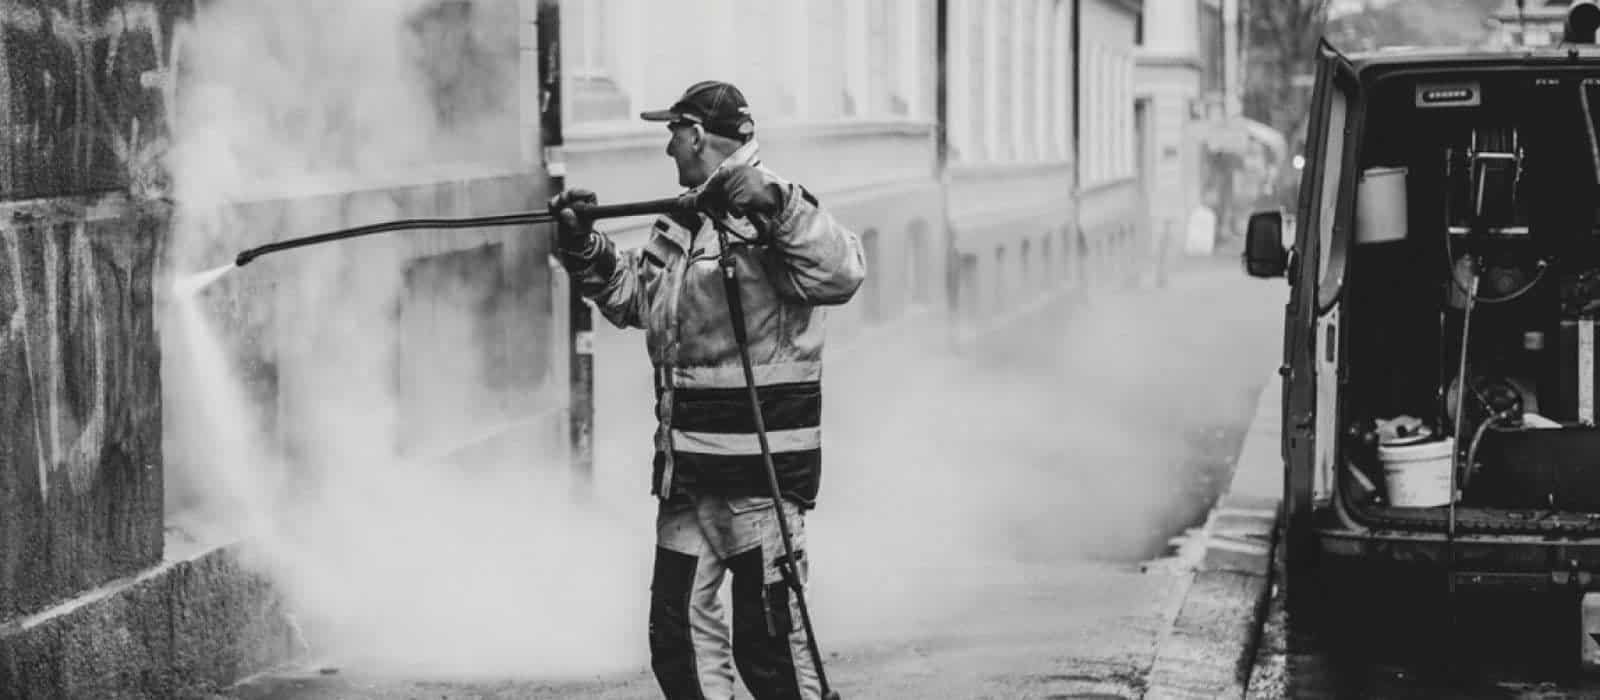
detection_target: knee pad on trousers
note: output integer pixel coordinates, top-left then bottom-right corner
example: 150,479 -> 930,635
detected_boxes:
649,547 -> 705,700
729,548 -> 803,700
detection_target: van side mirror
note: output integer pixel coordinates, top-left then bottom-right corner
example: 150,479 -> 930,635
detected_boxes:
1243,210 -> 1289,278
1567,0 -> 1600,44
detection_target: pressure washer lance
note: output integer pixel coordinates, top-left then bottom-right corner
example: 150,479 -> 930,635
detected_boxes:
233,195 -> 694,267
712,216 -> 842,700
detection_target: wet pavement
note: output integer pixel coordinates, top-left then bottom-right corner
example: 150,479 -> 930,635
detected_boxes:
219,254 -> 1286,700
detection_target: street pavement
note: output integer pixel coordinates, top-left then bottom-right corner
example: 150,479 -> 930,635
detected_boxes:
222,253 -> 1286,700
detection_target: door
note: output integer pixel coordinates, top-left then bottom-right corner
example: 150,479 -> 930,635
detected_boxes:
1283,39 -> 1359,578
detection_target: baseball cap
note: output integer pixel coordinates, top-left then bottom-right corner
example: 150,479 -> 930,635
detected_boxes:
640,80 -> 756,141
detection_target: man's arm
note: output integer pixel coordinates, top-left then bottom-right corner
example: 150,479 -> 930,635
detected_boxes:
550,189 -> 649,330
720,167 -> 866,306
764,183 -> 866,305
559,233 -> 649,330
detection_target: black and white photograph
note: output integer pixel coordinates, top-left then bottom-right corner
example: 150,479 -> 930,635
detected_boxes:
12,1 -> 1600,698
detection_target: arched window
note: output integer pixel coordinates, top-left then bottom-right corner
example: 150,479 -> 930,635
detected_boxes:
860,228 -> 883,322
960,252 -> 980,321
994,244 -> 1007,312
1062,226 -> 1076,286
907,219 -> 933,305
1020,238 -> 1033,295
1041,233 -> 1053,288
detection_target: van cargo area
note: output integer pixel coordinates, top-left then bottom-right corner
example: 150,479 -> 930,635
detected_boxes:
1342,66 -> 1600,534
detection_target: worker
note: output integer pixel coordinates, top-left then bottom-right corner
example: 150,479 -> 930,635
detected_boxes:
548,80 -> 866,700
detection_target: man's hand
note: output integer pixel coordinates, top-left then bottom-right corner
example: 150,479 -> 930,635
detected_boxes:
713,165 -> 785,219
548,188 -> 599,254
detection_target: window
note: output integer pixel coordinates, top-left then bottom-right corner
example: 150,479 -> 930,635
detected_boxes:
892,0 -> 923,116
735,1 -> 784,122
995,4 -> 1015,160
1198,1 -> 1225,93
867,0 -> 896,115
810,0 -> 850,119
968,0 -> 988,160
1056,1 -> 1071,159
1019,0 -> 1037,159
1033,0 -> 1051,160
774,0 -> 808,119
563,0 -> 630,123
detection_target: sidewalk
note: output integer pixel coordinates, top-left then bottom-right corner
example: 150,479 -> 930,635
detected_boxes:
1144,372 -> 1283,700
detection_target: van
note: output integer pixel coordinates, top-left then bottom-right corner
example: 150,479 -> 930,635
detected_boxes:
1244,1 -> 1600,665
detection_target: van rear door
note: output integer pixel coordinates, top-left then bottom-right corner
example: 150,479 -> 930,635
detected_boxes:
1284,39 -> 1359,586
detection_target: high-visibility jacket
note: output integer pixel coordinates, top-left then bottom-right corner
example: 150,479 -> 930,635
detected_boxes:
561,142 -> 866,508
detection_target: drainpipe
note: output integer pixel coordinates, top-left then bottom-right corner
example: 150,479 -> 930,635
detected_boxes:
1072,0 -> 1083,192
536,0 -> 593,488
936,0 -> 957,343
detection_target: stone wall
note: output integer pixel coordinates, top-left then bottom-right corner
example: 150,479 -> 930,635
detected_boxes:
0,544 -> 298,699
0,196 -> 165,622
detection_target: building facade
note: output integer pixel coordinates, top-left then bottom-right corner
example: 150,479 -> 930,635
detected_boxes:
945,0 -> 1084,342
1133,0 -> 1237,262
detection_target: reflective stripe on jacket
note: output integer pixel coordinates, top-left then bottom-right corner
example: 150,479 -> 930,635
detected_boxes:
561,141 -> 866,508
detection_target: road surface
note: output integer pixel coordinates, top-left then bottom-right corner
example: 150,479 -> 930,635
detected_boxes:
220,255 -> 1285,700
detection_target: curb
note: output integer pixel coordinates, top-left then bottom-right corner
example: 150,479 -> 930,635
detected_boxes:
1143,372 -> 1283,700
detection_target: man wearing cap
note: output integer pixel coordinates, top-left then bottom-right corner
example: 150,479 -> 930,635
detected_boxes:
549,81 -> 865,700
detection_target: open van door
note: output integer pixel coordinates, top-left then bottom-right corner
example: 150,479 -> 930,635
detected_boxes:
1282,38 -> 1359,609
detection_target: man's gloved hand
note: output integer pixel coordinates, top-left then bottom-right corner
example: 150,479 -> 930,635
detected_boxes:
713,165 -> 785,219
548,188 -> 599,254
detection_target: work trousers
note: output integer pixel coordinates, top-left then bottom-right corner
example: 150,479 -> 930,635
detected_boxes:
649,492 -> 820,700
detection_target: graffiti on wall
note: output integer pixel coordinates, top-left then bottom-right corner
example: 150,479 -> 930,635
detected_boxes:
1,213 -> 159,502
0,0 -> 191,201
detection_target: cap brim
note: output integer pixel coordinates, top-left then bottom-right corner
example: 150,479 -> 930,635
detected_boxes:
639,109 -> 680,122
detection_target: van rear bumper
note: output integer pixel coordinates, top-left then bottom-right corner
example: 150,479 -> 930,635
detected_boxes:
1319,526 -> 1600,591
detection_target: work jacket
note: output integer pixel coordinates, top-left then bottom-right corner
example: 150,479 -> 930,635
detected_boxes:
561,142 -> 866,508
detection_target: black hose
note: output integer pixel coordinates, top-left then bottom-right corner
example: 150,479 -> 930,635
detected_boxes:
1461,409 -> 1514,494
1446,271 -> 1477,603
713,219 -> 840,700
1581,79 -> 1600,184
234,195 -> 690,267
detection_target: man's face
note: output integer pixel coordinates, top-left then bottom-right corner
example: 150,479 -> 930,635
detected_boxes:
666,121 -> 706,189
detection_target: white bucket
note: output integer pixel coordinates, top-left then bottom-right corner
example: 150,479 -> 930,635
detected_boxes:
1378,437 -> 1456,507
1356,166 -> 1409,244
